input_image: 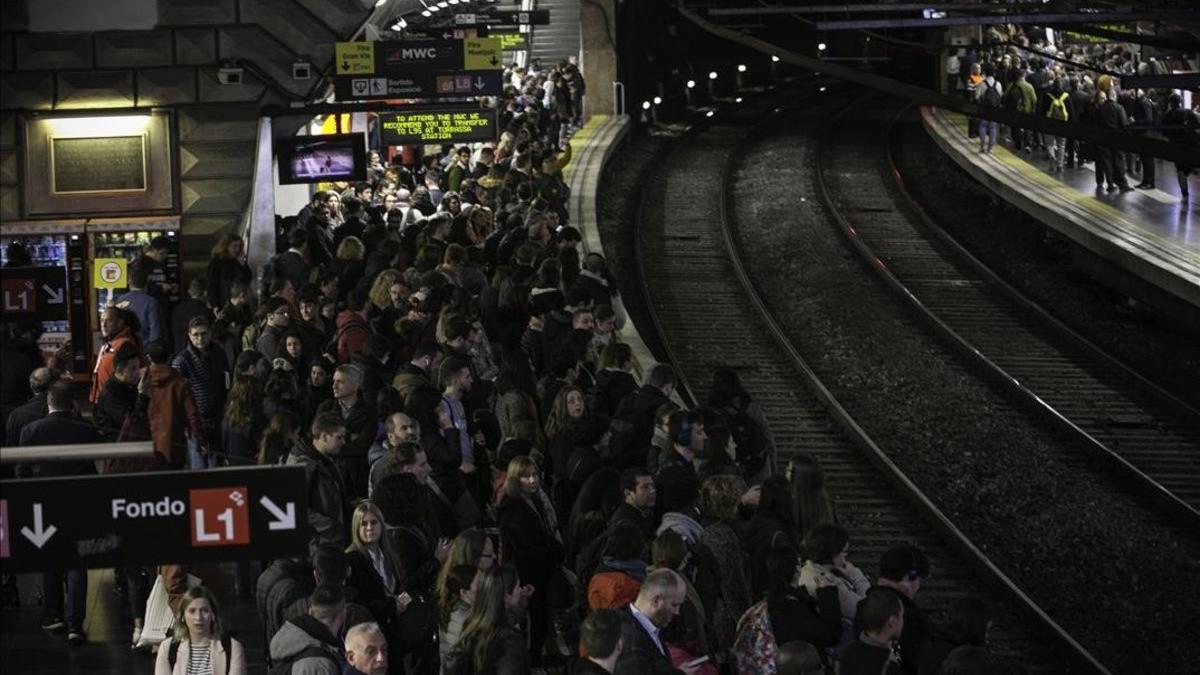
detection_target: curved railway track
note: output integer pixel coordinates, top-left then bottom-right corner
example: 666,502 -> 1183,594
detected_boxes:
633,91 -> 1096,673
813,98 -> 1200,529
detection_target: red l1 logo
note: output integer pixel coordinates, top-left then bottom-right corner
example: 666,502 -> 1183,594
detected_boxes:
189,487 -> 250,547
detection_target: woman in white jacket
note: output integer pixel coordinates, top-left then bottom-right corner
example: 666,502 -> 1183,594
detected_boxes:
155,586 -> 246,675
796,524 -> 872,653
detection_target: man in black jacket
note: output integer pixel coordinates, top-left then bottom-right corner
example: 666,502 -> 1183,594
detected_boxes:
614,569 -> 701,675
576,609 -> 625,674
18,383 -> 100,645
872,545 -> 932,675
839,588 -> 905,675
609,467 -> 659,540
317,364 -> 376,500
5,367 -> 60,446
610,364 -> 675,471
287,414 -> 349,553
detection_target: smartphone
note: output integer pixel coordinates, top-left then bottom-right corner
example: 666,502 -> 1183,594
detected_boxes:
683,656 -> 710,668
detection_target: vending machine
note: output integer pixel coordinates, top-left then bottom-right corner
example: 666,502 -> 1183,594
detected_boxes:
0,221 -> 89,373
84,217 -> 181,359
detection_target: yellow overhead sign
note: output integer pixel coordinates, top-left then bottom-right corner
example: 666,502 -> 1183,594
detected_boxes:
93,258 -> 127,290
495,32 -> 527,50
463,38 -> 502,70
336,42 -> 376,75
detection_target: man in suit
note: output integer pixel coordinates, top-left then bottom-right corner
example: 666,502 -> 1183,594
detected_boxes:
614,569 -> 703,675
19,382 -> 101,646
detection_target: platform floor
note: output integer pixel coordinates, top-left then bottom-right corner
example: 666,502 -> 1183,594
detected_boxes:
1,567 -> 266,674
923,107 -> 1200,312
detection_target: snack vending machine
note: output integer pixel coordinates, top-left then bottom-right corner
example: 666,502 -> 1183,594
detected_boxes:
85,218 -> 181,359
0,222 -> 89,374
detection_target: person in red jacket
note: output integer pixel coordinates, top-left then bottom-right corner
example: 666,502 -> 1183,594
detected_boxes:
336,287 -> 372,363
90,306 -> 141,403
143,341 -> 207,468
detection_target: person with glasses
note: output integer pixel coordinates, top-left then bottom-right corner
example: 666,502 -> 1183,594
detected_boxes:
255,297 -> 292,361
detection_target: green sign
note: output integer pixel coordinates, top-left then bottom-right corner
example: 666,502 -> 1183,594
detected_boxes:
495,32 -> 527,51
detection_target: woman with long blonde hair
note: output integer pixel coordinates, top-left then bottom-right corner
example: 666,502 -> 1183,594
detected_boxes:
154,586 -> 245,675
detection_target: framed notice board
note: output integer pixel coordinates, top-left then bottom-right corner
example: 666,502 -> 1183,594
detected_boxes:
50,135 -> 147,194
22,111 -> 176,217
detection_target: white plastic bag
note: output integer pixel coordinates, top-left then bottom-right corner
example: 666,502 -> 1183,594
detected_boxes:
135,572 -> 201,649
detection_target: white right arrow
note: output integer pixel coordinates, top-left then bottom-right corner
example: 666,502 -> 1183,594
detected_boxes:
20,504 -> 57,549
42,284 -> 64,304
259,496 -> 296,531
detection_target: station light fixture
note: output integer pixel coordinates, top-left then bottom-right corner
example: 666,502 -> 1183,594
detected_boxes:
818,42 -> 827,51
422,9 -> 432,16
737,64 -> 747,73
819,86 -> 827,92
708,71 -> 718,80
375,0 -> 387,7
771,55 -> 780,63
705,111 -> 715,117
686,79 -> 696,88
653,96 -> 662,105
642,101 -> 651,110
735,97 -> 743,103
437,1 -> 449,7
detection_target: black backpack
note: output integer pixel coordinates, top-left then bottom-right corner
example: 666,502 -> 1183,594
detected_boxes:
728,405 -> 769,477
982,81 -> 1002,108
168,634 -> 232,672
266,644 -> 340,675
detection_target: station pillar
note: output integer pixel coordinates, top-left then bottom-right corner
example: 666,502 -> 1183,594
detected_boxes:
581,0 -> 619,118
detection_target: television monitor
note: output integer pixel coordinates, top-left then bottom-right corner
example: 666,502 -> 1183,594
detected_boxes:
276,133 -> 367,184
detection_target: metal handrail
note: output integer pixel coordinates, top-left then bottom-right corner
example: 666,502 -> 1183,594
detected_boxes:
612,81 -> 625,116
0,442 -> 155,465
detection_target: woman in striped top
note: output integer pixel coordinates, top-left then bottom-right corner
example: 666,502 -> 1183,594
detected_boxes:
154,586 -> 246,675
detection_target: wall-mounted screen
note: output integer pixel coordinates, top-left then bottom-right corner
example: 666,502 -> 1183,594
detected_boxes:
276,133 -> 366,185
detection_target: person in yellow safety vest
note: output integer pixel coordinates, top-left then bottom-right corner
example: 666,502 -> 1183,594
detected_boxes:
1045,80 -> 1072,173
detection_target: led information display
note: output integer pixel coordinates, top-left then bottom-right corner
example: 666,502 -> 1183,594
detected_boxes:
378,107 -> 498,144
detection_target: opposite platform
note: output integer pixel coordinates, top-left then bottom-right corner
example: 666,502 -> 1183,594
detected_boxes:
922,106 -> 1200,322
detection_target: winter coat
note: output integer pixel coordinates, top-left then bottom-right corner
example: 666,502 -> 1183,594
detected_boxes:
588,558 -> 647,610
767,584 -> 841,649
657,511 -> 704,547
441,622 -> 528,675
205,256 -> 252,308
497,493 -> 563,587
117,288 -> 164,348
145,363 -> 205,467
172,342 -> 231,421
286,438 -> 349,550
335,310 -> 371,364
697,520 -> 752,656
268,615 -> 346,675
154,635 -> 246,675
740,512 -> 798,598
797,560 -> 871,652
90,326 -> 140,403
439,601 -> 470,665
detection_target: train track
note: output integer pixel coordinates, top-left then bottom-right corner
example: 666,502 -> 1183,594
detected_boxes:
813,97 -> 1200,529
633,91 -> 1098,673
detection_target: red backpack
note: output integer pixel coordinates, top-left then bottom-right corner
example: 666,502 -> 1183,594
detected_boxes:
732,600 -> 778,675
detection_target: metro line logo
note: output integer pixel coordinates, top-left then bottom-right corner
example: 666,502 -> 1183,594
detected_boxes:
189,487 -> 250,547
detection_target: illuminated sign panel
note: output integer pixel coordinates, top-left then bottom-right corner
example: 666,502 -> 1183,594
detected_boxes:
378,107 -> 498,144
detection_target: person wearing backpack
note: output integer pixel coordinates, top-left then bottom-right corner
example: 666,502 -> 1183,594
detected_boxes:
1045,79 -> 1072,173
155,586 -> 246,675
975,74 -> 1003,154
707,368 -> 777,484
268,584 -> 348,675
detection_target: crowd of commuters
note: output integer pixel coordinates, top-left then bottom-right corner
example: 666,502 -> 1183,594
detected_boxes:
948,27 -> 1199,200
0,56 -> 1029,675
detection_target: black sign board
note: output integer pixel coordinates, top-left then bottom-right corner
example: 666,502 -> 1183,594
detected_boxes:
378,106 -> 499,145
51,136 -> 146,194
0,266 -> 69,321
405,26 -> 490,40
0,466 -> 307,572
335,70 -> 503,101
453,10 -> 550,26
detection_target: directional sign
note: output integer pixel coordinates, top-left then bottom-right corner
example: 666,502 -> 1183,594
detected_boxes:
405,26 -> 490,41
378,106 -> 499,144
336,41 -> 376,75
493,32 -> 528,51
454,9 -> 550,26
0,466 -> 307,572
0,267 -> 69,321
334,70 -> 503,101
463,38 -> 502,70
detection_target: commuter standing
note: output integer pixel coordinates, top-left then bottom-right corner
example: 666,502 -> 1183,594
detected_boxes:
19,383 -> 99,646
172,316 -> 230,468
1161,92 -> 1199,202
1132,89 -> 1159,190
1098,89 -> 1132,192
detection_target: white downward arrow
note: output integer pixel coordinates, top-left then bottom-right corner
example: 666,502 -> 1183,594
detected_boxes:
42,284 -> 64,304
20,504 -> 57,549
259,496 -> 296,531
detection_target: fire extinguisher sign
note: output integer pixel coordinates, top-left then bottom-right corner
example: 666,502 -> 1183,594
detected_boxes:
190,487 -> 251,547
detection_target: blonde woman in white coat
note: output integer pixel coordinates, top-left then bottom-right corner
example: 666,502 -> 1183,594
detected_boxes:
155,586 -> 246,675
797,524 -> 872,653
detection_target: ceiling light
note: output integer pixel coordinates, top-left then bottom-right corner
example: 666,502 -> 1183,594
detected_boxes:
737,64 -> 746,72
818,42 -> 827,51
771,56 -> 780,63
686,80 -> 695,88
708,71 -> 718,79
653,96 -> 662,104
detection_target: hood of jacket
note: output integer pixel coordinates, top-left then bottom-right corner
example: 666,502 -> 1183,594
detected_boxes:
269,614 -> 342,663
147,363 -> 178,387
597,557 -> 648,581
658,510 -> 704,544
